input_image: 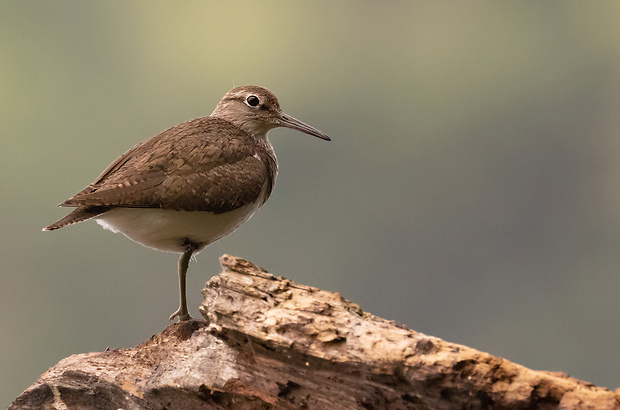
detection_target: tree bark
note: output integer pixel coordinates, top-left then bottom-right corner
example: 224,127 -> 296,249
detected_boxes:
12,255 -> 620,409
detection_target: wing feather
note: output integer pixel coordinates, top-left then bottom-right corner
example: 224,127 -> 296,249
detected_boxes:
61,117 -> 270,214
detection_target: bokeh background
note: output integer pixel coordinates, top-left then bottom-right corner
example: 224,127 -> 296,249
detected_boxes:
3,1 -> 620,405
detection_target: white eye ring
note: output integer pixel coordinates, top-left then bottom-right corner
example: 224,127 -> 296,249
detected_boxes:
246,95 -> 260,107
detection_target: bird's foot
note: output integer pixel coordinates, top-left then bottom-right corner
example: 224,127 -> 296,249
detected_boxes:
169,308 -> 192,322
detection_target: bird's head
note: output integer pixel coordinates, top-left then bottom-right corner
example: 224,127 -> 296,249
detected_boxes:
211,85 -> 330,141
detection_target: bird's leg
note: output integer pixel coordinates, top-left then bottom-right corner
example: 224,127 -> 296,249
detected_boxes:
169,248 -> 193,322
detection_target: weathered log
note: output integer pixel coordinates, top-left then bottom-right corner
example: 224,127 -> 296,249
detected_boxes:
12,255 -> 620,409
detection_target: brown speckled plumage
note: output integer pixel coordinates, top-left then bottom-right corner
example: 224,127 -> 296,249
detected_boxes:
60,117 -> 277,214
43,85 -> 329,321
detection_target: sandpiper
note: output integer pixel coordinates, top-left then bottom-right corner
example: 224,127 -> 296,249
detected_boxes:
44,85 -> 330,321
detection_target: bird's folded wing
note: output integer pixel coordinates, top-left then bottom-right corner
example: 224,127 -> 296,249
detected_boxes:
60,117 -> 269,213
61,156 -> 268,214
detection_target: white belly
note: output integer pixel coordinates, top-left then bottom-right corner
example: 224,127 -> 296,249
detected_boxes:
95,205 -> 257,253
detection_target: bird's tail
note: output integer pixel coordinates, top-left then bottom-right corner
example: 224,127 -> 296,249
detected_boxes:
43,206 -> 108,231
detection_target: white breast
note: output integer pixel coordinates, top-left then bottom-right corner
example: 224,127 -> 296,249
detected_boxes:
95,183 -> 269,253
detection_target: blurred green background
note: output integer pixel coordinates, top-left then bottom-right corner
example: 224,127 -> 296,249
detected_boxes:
3,1 -> 620,405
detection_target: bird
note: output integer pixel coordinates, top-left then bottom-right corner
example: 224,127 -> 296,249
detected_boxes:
43,85 -> 330,322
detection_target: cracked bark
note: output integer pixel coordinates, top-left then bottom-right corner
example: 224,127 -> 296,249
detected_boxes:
12,255 -> 620,409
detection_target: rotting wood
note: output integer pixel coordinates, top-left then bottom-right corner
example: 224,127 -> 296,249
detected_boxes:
12,255 -> 620,409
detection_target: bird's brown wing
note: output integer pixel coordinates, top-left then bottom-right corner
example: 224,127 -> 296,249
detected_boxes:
61,117 -> 270,214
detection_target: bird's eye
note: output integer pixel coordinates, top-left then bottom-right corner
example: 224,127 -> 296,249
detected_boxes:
246,95 -> 260,107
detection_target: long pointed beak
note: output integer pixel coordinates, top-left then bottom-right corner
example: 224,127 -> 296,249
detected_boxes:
278,112 -> 331,141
